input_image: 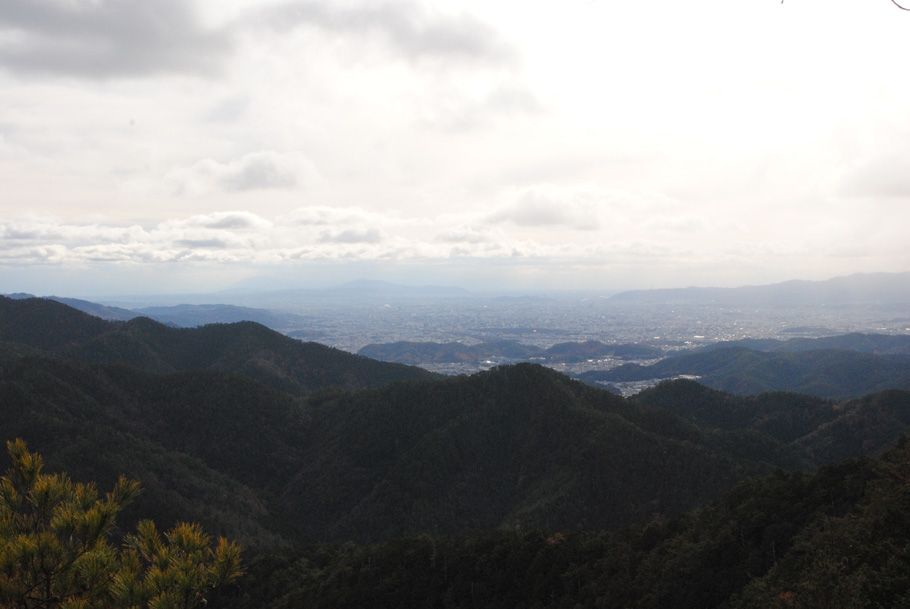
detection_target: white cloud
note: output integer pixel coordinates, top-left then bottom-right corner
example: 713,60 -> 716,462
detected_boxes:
0,207 -> 555,265
279,206 -> 390,227
167,152 -> 316,195
488,186 -> 603,231
246,1 -> 513,65
0,0 -> 230,78
175,211 -> 273,231
1,1 -> 910,291
841,143 -> 910,199
435,226 -> 492,244
318,227 -> 383,244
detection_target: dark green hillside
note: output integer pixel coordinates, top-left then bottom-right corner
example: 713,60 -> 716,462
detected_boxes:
5,334 -> 908,552
0,296 -> 436,394
733,438 -> 910,609
544,340 -> 662,361
633,380 -> 838,443
226,440 -> 910,609
634,380 -> 910,467
67,317 -> 437,393
6,294 -> 910,608
583,347 -> 910,398
793,389 -> 910,465
775,332 -> 910,354
0,354 -> 775,547
704,332 -> 910,355
280,364 -> 764,542
0,295 -> 112,349
0,355 -> 299,546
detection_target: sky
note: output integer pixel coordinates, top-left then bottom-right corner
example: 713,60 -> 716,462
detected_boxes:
1,0 -> 909,296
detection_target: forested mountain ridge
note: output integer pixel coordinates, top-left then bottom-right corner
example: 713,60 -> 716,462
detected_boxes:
3,294 -> 910,608
0,295 -> 114,349
277,364 -> 760,541
0,295 -> 436,393
227,439 -> 910,609
0,352 -> 772,544
0,354 -> 299,546
703,331 -> 910,355
581,346 -> 910,398
3,296 -> 910,546
4,339 -> 909,551
632,379 -> 910,468
631,379 -> 838,443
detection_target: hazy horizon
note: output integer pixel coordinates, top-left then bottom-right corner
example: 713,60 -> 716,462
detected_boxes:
4,269 -> 909,303
2,0 -> 909,295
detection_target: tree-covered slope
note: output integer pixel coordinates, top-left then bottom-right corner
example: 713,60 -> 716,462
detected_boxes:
0,355 -> 299,546
792,389 -> 910,465
0,356 -> 719,545
225,439 -> 910,609
634,380 -> 910,467
0,295 -> 113,349
0,296 -> 436,394
632,380 -> 839,443
66,317 -> 438,393
703,332 -> 910,355
6,293 -> 910,608
4,338 -> 909,552
0,351 -> 796,546
582,347 -> 910,398
278,364 -> 782,542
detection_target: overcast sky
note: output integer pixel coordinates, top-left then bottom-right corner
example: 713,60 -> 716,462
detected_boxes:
1,0 -> 909,296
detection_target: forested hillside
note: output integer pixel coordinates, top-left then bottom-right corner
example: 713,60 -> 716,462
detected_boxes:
2,296 -> 910,608
582,346 -> 910,398
703,332 -> 910,355
227,439 -> 910,609
0,296 -> 436,393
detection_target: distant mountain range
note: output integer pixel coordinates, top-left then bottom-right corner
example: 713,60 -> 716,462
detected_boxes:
131,304 -> 314,331
610,271 -> 910,306
3,293 -> 318,334
100,279 -> 473,308
4,293 -> 138,321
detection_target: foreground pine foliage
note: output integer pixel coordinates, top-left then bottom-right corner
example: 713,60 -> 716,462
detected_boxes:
0,439 -> 241,609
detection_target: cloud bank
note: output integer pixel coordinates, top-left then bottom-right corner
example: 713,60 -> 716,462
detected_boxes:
0,205 -> 601,266
0,0 -> 230,78
247,0 -> 512,64
0,0 -> 511,79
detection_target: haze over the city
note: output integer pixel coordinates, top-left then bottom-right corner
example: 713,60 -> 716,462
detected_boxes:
1,0 -> 909,296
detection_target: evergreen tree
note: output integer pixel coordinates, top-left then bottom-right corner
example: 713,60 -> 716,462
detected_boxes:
0,439 -> 241,609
